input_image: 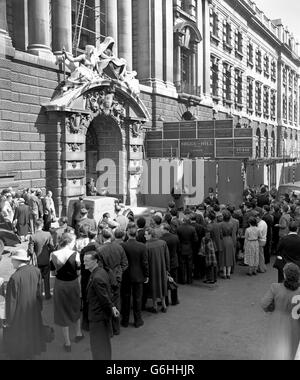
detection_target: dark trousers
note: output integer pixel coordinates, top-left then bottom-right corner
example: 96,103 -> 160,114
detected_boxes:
278,269 -> 284,284
89,321 -> 112,360
169,268 -> 179,305
121,282 -> 143,325
81,270 -> 91,331
193,254 -> 206,279
39,265 -> 51,298
43,214 -> 51,232
264,240 -> 271,264
179,254 -> 193,284
112,286 -> 121,335
206,265 -> 218,283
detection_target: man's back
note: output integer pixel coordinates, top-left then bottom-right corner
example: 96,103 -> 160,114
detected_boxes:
177,223 -> 198,255
121,239 -> 148,283
160,232 -> 180,269
29,230 -> 54,267
98,242 -> 128,282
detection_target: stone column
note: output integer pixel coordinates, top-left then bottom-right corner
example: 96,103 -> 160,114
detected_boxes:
163,0 -> 174,88
174,33 -> 182,89
202,0 -> 211,97
118,0 -> 132,70
136,0 -> 151,84
27,0 -> 52,56
12,0 -> 28,52
197,0 -> 204,93
52,0 -> 72,55
0,0 -> 13,55
151,0 -> 164,90
106,0 -> 118,53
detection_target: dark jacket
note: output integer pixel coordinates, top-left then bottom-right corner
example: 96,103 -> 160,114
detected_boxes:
28,230 -> 54,267
160,232 -> 180,269
76,217 -> 97,236
121,239 -> 149,283
97,241 -> 128,284
136,228 -> 146,244
278,234 -> 300,268
177,223 -> 198,256
87,266 -> 113,323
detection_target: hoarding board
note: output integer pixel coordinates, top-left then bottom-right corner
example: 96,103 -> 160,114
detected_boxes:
181,139 -> 214,158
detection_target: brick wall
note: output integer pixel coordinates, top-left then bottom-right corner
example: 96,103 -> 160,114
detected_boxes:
0,52 -> 63,191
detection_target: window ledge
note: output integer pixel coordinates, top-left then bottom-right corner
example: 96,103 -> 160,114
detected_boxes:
211,34 -> 220,43
223,42 -> 233,51
247,60 -> 254,67
235,50 -> 244,59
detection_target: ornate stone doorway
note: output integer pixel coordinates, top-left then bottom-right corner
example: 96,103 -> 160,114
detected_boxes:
43,80 -> 150,215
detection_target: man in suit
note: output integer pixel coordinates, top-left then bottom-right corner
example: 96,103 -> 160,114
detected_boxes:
204,188 -> 219,207
160,223 -> 180,306
177,216 -> 198,284
27,219 -> 54,299
84,250 -> 119,360
121,224 -> 149,328
13,198 -> 31,242
277,222 -> 300,283
97,229 -> 128,335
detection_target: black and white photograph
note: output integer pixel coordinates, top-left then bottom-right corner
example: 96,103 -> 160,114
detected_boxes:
1,0 -> 300,364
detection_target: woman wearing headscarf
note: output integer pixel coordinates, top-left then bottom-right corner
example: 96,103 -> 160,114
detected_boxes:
261,263 -> 300,360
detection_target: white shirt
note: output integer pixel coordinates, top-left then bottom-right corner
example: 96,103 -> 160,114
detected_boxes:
258,220 -> 268,243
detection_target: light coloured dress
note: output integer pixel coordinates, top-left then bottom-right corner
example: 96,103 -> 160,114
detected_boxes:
244,226 -> 261,267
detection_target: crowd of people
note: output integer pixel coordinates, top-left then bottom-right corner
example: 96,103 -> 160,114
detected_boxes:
1,183 -> 300,360
0,187 -> 56,241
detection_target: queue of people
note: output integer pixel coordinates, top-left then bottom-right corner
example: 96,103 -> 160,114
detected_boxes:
1,183 -> 300,360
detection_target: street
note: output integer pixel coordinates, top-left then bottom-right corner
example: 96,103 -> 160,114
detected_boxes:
0,251 -> 276,360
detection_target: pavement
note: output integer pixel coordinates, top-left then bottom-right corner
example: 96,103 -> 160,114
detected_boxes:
0,251 -> 277,360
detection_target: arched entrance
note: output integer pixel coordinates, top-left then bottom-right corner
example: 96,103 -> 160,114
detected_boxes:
86,115 -> 123,198
43,79 -> 150,215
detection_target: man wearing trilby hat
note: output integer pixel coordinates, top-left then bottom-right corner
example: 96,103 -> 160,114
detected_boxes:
3,249 -> 46,360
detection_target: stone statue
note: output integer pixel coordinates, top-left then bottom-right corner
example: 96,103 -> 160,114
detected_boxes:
58,37 -> 140,95
62,45 -> 100,87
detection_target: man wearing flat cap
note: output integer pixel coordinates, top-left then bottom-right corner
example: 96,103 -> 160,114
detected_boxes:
4,249 -> 45,360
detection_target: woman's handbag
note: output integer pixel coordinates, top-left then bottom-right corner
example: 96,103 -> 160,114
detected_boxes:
273,256 -> 286,271
43,325 -> 55,343
167,276 -> 178,291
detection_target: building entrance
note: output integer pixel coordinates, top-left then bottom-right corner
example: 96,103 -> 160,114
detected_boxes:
85,115 -> 124,199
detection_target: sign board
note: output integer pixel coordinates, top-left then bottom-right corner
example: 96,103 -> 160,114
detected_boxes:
146,120 -> 253,159
181,139 -> 214,158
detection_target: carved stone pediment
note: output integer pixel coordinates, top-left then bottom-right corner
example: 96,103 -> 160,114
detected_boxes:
66,113 -> 91,134
84,88 -> 126,125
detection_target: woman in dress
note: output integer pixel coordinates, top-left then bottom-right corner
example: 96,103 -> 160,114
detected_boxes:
261,263 -> 300,360
50,232 -> 84,352
244,217 -> 262,276
219,211 -> 236,279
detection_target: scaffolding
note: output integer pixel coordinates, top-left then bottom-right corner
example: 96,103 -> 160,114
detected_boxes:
72,0 -> 106,56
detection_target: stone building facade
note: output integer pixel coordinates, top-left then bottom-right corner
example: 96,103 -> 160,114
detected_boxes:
0,0 -> 300,212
